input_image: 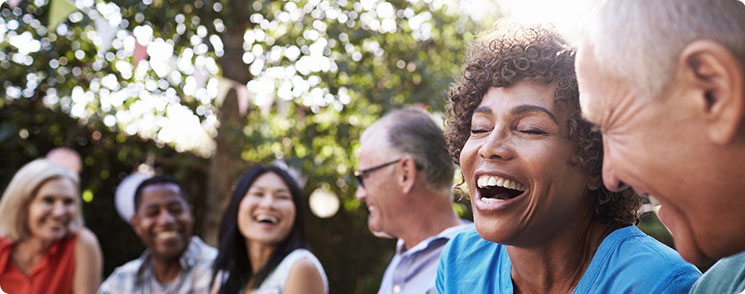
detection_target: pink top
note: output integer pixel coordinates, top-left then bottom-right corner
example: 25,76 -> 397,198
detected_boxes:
0,233 -> 78,294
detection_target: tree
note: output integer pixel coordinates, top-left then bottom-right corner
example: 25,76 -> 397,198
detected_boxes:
1,0 -> 486,291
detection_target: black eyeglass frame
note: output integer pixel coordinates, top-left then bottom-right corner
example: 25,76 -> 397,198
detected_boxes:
354,158 -> 422,188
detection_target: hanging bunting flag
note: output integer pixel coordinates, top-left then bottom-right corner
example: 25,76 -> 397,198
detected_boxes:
235,83 -> 250,116
95,18 -> 118,54
133,40 -> 148,67
193,69 -> 208,89
9,0 -> 21,8
47,0 -> 77,31
215,77 -> 234,107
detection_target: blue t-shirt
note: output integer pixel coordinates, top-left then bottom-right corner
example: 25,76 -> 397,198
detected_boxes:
436,225 -> 701,294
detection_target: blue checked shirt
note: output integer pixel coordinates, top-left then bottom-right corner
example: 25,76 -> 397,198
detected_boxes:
98,236 -> 217,294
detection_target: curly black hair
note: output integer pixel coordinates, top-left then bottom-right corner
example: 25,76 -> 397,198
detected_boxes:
445,23 -> 640,225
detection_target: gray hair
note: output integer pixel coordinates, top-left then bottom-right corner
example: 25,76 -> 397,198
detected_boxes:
0,159 -> 83,241
364,107 -> 455,192
578,0 -> 745,99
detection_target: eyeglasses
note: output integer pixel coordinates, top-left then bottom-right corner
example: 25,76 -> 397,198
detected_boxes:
354,159 -> 402,188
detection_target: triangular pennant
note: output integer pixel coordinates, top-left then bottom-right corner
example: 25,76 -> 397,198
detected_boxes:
133,40 -> 147,67
215,77 -> 234,107
235,83 -> 250,116
193,69 -> 208,89
48,0 -> 77,31
9,0 -> 21,9
95,18 -> 117,54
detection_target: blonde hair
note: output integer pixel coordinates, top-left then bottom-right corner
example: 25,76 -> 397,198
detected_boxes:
0,159 -> 83,241
579,0 -> 745,99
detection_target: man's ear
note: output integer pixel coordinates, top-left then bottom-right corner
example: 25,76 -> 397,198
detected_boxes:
131,215 -> 142,235
398,156 -> 418,194
679,40 -> 745,144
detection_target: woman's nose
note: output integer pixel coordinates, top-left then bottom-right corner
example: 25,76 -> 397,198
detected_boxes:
478,129 -> 514,161
51,201 -> 68,216
259,194 -> 276,207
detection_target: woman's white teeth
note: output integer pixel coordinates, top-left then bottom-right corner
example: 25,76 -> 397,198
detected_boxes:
481,197 -> 505,204
256,215 -> 278,224
476,175 -> 526,191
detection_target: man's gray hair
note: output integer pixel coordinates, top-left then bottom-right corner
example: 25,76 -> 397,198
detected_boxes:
579,0 -> 745,99
366,107 -> 455,192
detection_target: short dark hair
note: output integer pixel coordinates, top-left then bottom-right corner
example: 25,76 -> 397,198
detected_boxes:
211,165 -> 307,293
133,174 -> 188,211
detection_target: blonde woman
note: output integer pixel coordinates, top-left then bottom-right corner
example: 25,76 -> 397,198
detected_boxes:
0,159 -> 103,294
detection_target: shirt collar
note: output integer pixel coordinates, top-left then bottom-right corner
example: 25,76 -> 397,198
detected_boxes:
395,221 -> 473,255
135,236 -> 203,283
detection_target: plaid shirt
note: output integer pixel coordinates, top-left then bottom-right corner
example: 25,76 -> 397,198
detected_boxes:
98,236 -> 217,294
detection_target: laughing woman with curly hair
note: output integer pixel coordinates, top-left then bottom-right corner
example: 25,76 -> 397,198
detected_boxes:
435,22 -> 700,293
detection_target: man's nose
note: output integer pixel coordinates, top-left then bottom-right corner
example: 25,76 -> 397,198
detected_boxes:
355,186 -> 366,201
157,209 -> 176,223
602,157 -> 629,192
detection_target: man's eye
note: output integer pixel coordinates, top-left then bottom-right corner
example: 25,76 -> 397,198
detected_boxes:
470,128 -> 489,134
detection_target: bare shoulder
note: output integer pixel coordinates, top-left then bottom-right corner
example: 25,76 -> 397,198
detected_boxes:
74,227 -> 102,294
285,258 -> 325,294
75,227 -> 101,250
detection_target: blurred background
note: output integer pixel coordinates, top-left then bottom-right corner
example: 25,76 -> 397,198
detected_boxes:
0,0 -> 672,292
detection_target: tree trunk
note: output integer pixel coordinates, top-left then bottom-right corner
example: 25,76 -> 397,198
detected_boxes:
202,21 -> 253,245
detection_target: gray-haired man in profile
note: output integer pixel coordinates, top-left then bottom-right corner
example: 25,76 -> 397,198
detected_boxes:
573,0 -> 745,292
354,107 -> 471,294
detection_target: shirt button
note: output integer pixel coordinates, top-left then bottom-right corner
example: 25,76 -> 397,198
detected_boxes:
393,285 -> 401,293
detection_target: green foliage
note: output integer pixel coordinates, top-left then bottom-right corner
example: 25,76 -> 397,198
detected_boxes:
1,0 -> 486,292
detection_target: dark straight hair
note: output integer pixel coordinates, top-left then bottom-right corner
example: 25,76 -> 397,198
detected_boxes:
211,165 -> 307,293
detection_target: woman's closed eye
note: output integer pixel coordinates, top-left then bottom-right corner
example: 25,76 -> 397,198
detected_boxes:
518,128 -> 547,135
470,128 -> 490,134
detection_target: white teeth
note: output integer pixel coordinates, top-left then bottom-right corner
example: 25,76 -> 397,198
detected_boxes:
476,175 -> 526,191
482,197 -> 505,203
255,215 -> 278,224
156,231 -> 178,239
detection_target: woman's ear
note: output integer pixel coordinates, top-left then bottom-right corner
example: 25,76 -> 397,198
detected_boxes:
586,174 -> 602,191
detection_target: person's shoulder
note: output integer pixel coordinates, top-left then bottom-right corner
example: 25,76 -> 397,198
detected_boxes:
612,226 -> 696,269
107,256 -> 146,278
283,248 -> 324,272
440,227 -> 502,266
98,258 -> 143,293
285,256 -> 327,294
586,225 -> 700,293
189,236 -> 218,261
691,250 -> 745,294
75,227 -> 101,251
437,228 -> 507,293
447,227 -> 494,252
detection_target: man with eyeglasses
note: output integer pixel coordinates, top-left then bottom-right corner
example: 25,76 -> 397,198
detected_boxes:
355,107 -> 472,294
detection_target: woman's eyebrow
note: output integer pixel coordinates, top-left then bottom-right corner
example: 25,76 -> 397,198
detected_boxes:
510,104 -> 559,125
473,106 -> 492,114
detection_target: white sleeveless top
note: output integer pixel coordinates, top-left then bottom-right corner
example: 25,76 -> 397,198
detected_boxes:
252,249 -> 328,294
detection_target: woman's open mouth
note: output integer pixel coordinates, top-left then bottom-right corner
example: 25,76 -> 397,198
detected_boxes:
476,175 -> 526,203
